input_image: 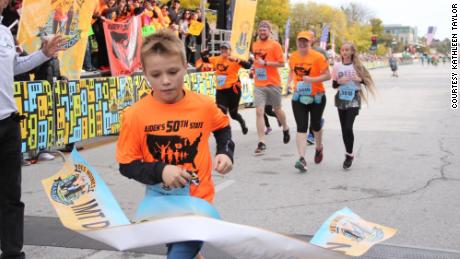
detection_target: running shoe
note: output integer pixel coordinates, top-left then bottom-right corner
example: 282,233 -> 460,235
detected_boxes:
39,152 -> 55,161
283,129 -> 290,144
343,154 -> 354,169
254,142 -> 266,155
314,146 -> 323,164
295,157 -> 307,172
264,127 -> 272,135
306,133 -> 315,145
241,122 -> 248,135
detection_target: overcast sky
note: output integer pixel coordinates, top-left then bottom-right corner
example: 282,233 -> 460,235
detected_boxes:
291,0 -> 452,40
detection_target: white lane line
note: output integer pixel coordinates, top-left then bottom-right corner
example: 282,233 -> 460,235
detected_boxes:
215,180 -> 236,193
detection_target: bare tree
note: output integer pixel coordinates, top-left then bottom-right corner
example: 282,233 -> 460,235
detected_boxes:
340,2 -> 374,25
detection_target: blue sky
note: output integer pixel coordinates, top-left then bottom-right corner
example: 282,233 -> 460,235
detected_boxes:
291,0 -> 451,40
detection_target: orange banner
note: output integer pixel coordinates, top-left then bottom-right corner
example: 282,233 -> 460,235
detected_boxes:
103,16 -> 143,76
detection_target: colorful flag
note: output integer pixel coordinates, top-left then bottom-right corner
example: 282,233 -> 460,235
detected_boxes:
103,16 -> 143,76
426,26 -> 437,46
17,0 -> 97,80
230,0 -> 258,60
319,24 -> 330,50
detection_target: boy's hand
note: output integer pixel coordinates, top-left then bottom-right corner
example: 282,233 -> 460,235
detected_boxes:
214,154 -> 232,175
162,165 -> 191,188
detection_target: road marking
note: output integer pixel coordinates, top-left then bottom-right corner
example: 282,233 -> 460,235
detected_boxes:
215,180 -> 235,193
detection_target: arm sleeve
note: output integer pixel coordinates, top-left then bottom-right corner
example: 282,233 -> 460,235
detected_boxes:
238,59 -> 252,69
14,51 -> 49,75
119,160 -> 166,184
213,126 -> 235,162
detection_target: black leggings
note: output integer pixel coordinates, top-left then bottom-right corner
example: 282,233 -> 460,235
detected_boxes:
292,95 -> 326,133
216,87 -> 246,127
338,108 -> 359,154
264,105 -> 279,128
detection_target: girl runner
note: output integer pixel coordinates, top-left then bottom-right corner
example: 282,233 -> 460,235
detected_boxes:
332,42 -> 376,169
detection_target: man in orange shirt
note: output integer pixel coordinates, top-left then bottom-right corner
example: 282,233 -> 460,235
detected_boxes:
252,20 -> 290,155
288,31 -> 331,172
209,42 -> 252,135
116,30 -> 234,258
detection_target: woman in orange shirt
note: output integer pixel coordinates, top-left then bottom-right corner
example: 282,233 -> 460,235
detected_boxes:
288,31 -> 331,172
209,42 -> 252,135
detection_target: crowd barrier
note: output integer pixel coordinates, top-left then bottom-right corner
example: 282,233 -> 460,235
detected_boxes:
15,62 -> 392,153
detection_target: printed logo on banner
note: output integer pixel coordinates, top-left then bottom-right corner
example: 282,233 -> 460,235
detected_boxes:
328,215 -> 384,242
235,21 -> 251,54
50,163 -> 96,205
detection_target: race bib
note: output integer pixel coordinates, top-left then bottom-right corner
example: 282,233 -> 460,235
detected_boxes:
255,68 -> 268,81
339,83 -> 357,101
217,75 -> 227,87
297,81 -> 312,96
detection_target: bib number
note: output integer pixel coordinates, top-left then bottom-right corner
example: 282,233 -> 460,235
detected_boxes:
255,68 -> 268,81
339,83 -> 357,101
297,81 -> 312,96
216,75 -> 227,87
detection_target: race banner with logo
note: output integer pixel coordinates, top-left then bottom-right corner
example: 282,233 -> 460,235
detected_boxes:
42,150 -> 130,230
230,0 -> 257,61
17,0 -> 97,80
103,16 -> 143,76
42,150 -> 345,259
310,207 -> 397,256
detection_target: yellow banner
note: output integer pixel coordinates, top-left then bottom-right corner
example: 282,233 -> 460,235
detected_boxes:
188,20 -> 204,36
230,0 -> 257,60
17,0 -> 97,80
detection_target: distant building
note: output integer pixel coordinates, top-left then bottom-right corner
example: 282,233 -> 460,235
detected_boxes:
383,25 -> 418,45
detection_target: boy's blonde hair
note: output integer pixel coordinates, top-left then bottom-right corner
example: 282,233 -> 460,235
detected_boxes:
141,29 -> 186,67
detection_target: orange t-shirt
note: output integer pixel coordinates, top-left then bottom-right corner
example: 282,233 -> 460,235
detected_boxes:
115,8 -> 133,22
289,50 -> 329,95
252,39 -> 284,87
116,90 -> 229,203
195,58 -> 214,72
209,56 -> 242,90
